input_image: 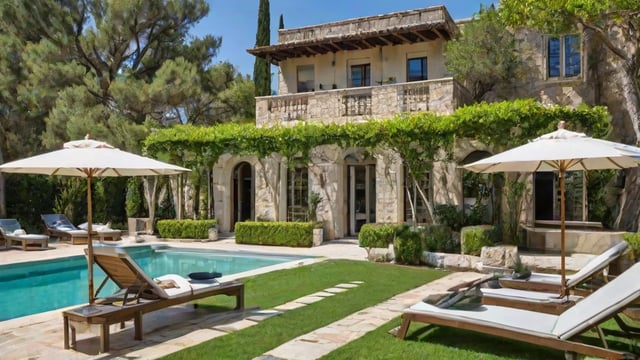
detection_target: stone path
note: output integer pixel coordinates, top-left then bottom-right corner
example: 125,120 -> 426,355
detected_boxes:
255,272 -> 484,360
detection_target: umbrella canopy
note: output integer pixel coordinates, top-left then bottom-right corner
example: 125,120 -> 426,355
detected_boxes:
0,137 -> 190,304
463,121 -> 640,296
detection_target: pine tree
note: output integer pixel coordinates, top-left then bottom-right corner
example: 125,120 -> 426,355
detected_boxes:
253,0 -> 271,96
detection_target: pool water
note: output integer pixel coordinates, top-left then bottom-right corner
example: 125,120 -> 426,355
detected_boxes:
0,245 -> 308,321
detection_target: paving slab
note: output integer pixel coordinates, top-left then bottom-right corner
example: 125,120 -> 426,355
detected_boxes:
259,272 -> 483,360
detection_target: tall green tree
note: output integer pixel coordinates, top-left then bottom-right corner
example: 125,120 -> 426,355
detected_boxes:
279,14 -> 284,29
0,0 -> 220,151
0,0 -> 254,221
498,0 -> 640,231
445,6 -> 522,101
253,0 -> 271,96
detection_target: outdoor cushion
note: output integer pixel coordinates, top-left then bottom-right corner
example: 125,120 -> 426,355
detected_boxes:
408,301 -> 558,337
424,286 -> 483,310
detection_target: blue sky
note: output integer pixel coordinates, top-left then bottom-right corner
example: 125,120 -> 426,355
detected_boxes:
191,1 -> 492,77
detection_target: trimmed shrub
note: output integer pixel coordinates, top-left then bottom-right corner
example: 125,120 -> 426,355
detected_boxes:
156,219 -> 217,240
235,221 -> 314,247
393,225 -> 423,265
358,223 -> 397,248
421,224 -> 456,253
623,232 -> 640,261
461,225 -> 496,256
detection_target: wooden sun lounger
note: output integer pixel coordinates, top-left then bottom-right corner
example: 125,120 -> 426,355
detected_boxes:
41,214 -> 121,244
0,219 -> 49,250
498,241 -> 629,293
63,247 -> 244,353
397,262 -> 640,359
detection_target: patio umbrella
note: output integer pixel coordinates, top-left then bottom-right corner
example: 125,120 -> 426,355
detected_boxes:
463,121 -> 640,296
0,136 -> 190,305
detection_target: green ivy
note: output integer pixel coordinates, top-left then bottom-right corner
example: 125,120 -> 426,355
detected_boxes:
144,100 -> 610,170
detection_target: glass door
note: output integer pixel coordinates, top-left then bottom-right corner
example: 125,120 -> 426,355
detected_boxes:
348,165 -> 376,235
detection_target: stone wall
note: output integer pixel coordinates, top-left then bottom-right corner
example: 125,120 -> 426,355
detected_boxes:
256,78 -> 468,127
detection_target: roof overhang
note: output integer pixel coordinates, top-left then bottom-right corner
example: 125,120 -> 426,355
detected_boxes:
248,5 -> 458,64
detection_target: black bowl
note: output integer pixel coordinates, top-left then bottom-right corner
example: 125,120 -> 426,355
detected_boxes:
188,271 -> 222,280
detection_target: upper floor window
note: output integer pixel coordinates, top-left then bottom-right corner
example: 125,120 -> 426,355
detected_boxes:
407,57 -> 428,82
297,65 -> 315,92
548,35 -> 581,79
350,64 -> 371,87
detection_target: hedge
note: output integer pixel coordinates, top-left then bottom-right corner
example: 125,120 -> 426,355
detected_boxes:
156,219 -> 217,240
358,223 -> 397,248
235,221 -> 314,247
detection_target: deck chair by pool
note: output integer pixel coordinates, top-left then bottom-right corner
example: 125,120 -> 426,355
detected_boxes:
498,241 -> 629,293
397,261 -> 640,359
0,219 -> 49,250
41,214 -> 121,244
64,246 -> 244,353
90,246 -> 244,308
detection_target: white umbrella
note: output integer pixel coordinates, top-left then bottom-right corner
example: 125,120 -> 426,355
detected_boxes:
464,121 -> 640,296
0,136 -> 190,305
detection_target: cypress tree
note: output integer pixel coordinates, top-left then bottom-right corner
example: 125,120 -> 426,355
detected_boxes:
253,0 -> 271,96
279,13 -> 284,29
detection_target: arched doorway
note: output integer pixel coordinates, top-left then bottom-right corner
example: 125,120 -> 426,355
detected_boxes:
344,153 -> 376,235
231,162 -> 254,230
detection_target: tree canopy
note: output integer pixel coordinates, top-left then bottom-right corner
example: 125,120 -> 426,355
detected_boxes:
0,0 -> 255,156
0,0 -> 255,219
445,6 -> 521,101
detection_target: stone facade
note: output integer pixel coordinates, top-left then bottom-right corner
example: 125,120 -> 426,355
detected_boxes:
214,5 -> 620,244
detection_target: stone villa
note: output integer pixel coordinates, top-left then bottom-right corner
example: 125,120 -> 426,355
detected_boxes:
209,5 -> 608,242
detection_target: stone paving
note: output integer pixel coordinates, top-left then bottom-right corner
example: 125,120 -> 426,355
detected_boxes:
255,272 -> 485,360
0,236 -> 591,359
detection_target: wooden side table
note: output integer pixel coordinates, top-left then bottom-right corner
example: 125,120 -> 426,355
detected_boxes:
63,303 -> 144,353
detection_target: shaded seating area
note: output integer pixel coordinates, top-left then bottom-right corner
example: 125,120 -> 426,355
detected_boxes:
63,246 -> 244,353
397,262 -> 640,359
41,214 -> 121,244
0,219 -> 49,250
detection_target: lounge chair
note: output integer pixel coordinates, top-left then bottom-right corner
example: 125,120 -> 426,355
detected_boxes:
498,241 -> 629,293
0,219 -> 49,250
397,261 -> 640,359
41,214 -> 121,244
63,246 -> 244,353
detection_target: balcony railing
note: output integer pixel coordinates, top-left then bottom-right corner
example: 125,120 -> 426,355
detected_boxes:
255,78 -> 471,126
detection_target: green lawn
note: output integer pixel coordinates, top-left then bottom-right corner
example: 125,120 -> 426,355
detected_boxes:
161,259 -> 638,360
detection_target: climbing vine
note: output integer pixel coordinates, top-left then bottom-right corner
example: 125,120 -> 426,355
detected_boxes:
145,99 -> 610,168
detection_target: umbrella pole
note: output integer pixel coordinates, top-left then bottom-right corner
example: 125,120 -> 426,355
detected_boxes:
87,176 -> 94,304
560,168 -> 567,298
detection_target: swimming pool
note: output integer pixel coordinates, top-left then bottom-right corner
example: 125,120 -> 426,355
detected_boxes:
0,244 -> 310,321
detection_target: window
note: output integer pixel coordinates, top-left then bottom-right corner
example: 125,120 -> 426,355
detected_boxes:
350,64 -> 370,87
287,166 -> 309,221
407,57 -> 428,82
547,35 -> 581,79
297,65 -> 315,92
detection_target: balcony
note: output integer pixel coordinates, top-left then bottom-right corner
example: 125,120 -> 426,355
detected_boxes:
255,78 -> 472,127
